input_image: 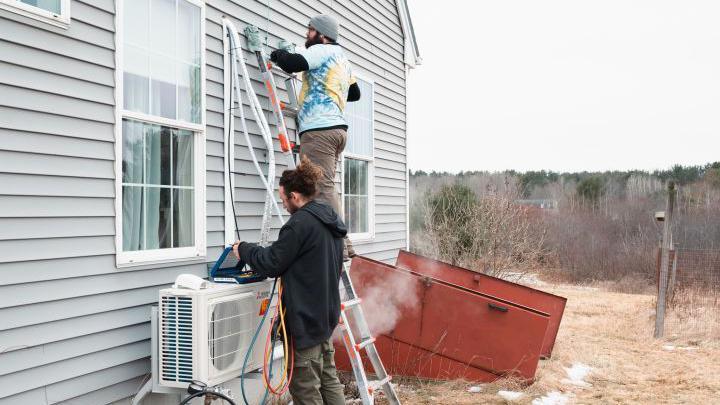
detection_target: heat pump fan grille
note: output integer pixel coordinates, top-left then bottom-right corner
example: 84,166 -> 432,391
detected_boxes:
209,297 -> 256,371
161,296 -> 194,383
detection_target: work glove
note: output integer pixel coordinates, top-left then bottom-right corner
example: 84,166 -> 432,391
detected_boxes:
270,49 -> 281,63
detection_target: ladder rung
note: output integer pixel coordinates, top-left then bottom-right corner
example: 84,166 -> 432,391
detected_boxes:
280,104 -> 298,113
368,375 -> 392,394
341,298 -> 362,310
355,337 -> 375,351
279,103 -> 298,112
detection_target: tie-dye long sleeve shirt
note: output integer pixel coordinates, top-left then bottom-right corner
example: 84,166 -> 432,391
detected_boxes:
297,44 -> 356,134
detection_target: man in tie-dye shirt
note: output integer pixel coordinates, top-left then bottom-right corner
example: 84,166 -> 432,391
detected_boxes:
271,14 -> 361,262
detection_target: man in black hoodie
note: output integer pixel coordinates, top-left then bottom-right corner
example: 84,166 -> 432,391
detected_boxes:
232,158 -> 346,405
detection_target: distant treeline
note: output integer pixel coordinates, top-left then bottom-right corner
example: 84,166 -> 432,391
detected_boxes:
409,162 -> 720,287
411,162 -> 720,198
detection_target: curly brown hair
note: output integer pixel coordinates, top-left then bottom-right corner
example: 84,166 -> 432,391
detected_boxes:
279,156 -> 323,199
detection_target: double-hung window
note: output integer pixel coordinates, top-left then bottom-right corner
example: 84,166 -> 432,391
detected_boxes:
116,0 -> 205,266
342,77 -> 374,240
0,0 -> 70,28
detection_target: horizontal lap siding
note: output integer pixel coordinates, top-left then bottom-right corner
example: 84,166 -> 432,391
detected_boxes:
211,0 -> 408,264
0,0 -> 408,403
0,2 -> 174,403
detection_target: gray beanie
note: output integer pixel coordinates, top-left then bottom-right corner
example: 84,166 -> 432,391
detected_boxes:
309,14 -> 339,41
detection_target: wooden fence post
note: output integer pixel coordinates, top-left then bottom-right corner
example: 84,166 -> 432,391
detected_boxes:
654,181 -> 676,338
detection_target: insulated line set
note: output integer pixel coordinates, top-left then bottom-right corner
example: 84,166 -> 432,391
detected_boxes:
222,19 -> 293,403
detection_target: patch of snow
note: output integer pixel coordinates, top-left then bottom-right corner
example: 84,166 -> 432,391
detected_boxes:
561,363 -> 592,388
663,344 -> 698,351
467,386 -> 482,393
532,391 -> 570,405
498,390 -> 524,401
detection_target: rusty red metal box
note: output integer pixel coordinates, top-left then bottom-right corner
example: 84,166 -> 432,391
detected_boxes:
396,250 -> 566,358
334,256 -> 550,382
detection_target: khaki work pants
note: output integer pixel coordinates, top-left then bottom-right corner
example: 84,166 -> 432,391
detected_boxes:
289,339 -> 345,405
300,128 -> 355,256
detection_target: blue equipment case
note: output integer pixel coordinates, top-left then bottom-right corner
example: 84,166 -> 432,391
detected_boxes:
209,246 -> 266,284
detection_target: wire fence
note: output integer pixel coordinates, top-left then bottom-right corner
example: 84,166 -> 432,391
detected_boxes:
656,247 -> 720,342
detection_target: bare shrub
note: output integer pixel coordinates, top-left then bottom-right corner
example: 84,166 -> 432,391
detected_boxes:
541,200 -> 658,283
415,183 -> 548,278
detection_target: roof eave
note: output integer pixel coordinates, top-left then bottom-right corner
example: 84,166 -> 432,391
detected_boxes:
397,0 -> 421,68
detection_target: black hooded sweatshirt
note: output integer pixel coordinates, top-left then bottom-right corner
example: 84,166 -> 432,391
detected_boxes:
238,200 -> 347,349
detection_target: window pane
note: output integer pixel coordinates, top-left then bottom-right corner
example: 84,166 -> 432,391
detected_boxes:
124,0 -> 201,123
343,159 -> 353,194
145,125 -> 172,185
178,63 -> 201,123
122,186 -> 144,251
122,120 -> 144,184
178,0 -> 201,65
150,54 -> 177,119
150,0 -> 176,57
123,45 -> 150,113
20,0 -> 60,14
122,120 -> 195,252
345,196 -> 368,234
146,187 -> 171,249
123,0 -> 149,47
173,129 -> 194,186
344,79 -> 373,157
344,159 -> 368,196
344,158 -> 369,234
356,197 -> 368,233
173,189 -> 194,247
343,160 -> 353,194
358,160 -> 368,195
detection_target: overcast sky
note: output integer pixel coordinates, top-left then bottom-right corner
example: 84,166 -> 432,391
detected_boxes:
405,1 -> 720,173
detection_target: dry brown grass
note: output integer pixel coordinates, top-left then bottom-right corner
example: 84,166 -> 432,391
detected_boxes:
378,283 -> 720,404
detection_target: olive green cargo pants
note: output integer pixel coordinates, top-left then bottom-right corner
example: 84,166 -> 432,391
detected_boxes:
289,339 -> 345,405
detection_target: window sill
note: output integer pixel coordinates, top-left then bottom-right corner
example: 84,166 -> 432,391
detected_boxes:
0,2 -> 70,29
116,247 -> 207,269
348,233 -> 374,244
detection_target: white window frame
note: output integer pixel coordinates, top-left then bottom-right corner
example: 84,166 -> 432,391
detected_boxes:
114,0 -> 207,267
341,75 -> 375,242
0,0 -> 70,28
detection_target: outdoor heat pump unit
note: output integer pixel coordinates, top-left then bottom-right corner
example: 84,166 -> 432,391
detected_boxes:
157,280 -> 275,388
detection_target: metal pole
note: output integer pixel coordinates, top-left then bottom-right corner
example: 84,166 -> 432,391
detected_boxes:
654,181 -> 675,338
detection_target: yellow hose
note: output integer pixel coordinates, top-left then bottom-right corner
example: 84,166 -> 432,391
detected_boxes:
263,280 -> 292,392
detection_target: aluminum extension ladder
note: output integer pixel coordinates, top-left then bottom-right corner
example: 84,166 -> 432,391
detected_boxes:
339,261 -> 401,405
245,26 -> 301,169
243,27 -> 398,404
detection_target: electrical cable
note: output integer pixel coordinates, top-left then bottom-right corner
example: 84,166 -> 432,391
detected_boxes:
178,390 -> 236,405
180,381 -> 237,405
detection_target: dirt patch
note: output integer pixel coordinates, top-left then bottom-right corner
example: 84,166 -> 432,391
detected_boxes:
374,284 -> 720,404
